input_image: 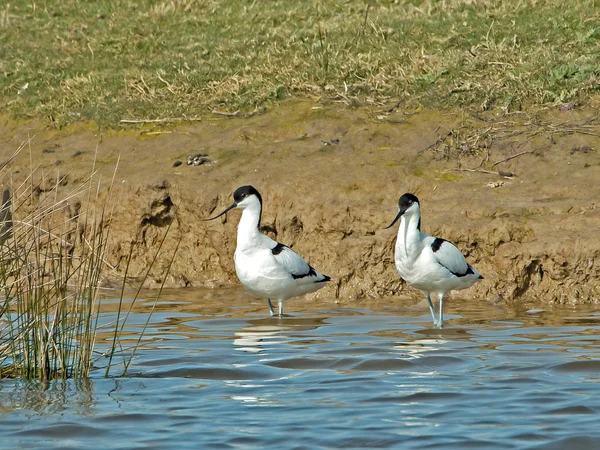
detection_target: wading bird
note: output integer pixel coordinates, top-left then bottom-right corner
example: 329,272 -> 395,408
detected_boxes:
385,193 -> 483,328
205,186 -> 330,317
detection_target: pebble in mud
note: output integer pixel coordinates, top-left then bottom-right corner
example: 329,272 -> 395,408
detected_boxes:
186,153 -> 214,166
321,138 -> 340,146
570,146 -> 594,154
498,170 -> 514,177
173,160 -> 183,167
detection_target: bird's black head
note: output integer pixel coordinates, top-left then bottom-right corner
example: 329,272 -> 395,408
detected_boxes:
203,185 -> 263,223
385,192 -> 421,229
233,185 -> 262,206
398,193 -> 419,210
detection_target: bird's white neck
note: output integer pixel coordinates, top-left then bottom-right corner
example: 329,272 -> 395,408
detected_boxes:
396,212 -> 423,254
236,202 -> 263,251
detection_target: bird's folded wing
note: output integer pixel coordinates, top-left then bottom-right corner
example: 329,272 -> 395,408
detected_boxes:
272,244 -> 316,280
432,240 -> 470,276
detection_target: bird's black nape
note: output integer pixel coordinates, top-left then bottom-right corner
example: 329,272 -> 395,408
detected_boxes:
398,193 -> 419,209
400,193 -> 420,231
385,192 -> 421,230
233,185 -> 262,206
233,185 -> 263,229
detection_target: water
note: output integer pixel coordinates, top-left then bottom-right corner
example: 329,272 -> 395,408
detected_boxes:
1,288 -> 599,449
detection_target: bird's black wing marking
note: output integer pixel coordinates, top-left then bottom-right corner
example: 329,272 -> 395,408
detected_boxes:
271,242 -> 286,255
452,265 -> 475,278
291,266 -> 317,279
431,238 -> 446,253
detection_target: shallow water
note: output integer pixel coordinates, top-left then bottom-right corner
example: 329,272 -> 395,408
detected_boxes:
1,288 -> 599,449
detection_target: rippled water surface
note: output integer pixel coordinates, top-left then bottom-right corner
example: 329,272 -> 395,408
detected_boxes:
1,289 -> 600,449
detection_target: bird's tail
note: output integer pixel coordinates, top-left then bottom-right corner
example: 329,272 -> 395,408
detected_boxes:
317,274 -> 331,283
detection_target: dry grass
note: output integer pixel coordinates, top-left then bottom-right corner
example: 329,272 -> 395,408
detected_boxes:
418,109 -> 600,177
1,0 -> 600,126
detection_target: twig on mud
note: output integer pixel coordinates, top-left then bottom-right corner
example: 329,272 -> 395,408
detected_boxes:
139,129 -> 195,136
417,130 -> 452,155
120,117 -> 203,124
551,127 -> 600,137
379,100 -> 403,114
452,168 -> 514,177
470,113 -> 495,123
211,108 -> 266,118
491,150 -> 534,167
212,110 -> 243,118
142,131 -> 173,136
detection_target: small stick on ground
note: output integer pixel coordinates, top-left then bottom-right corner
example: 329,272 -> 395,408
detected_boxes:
120,117 -> 203,124
492,150 -> 534,167
452,168 -> 514,177
211,108 -> 266,118
417,131 -> 452,155
141,131 -> 195,136
212,110 -> 243,118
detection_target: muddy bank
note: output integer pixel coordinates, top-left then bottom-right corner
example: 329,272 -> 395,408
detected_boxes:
2,100 -> 600,305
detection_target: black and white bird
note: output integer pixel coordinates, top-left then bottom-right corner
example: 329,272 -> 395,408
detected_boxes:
385,193 -> 483,328
205,186 -> 331,317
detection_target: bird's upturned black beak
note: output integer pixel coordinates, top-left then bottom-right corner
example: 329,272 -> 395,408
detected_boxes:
384,209 -> 404,229
203,202 -> 237,221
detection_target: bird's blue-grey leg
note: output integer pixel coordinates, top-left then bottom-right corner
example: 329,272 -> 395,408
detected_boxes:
435,294 -> 445,328
278,300 -> 284,317
267,299 -> 275,317
425,293 -> 436,325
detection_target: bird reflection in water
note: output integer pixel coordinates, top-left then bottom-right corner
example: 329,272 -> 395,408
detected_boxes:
233,316 -> 326,353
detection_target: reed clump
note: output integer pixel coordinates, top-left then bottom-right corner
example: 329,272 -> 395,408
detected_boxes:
0,141 -> 173,380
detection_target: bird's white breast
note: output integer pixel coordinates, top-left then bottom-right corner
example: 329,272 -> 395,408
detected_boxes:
394,221 -> 426,280
235,247 -> 285,292
394,237 -> 432,287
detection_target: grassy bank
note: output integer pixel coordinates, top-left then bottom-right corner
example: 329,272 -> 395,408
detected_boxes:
1,0 -> 600,126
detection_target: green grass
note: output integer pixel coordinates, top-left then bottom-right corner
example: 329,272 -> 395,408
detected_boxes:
0,143 -> 176,380
1,0 -> 600,126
